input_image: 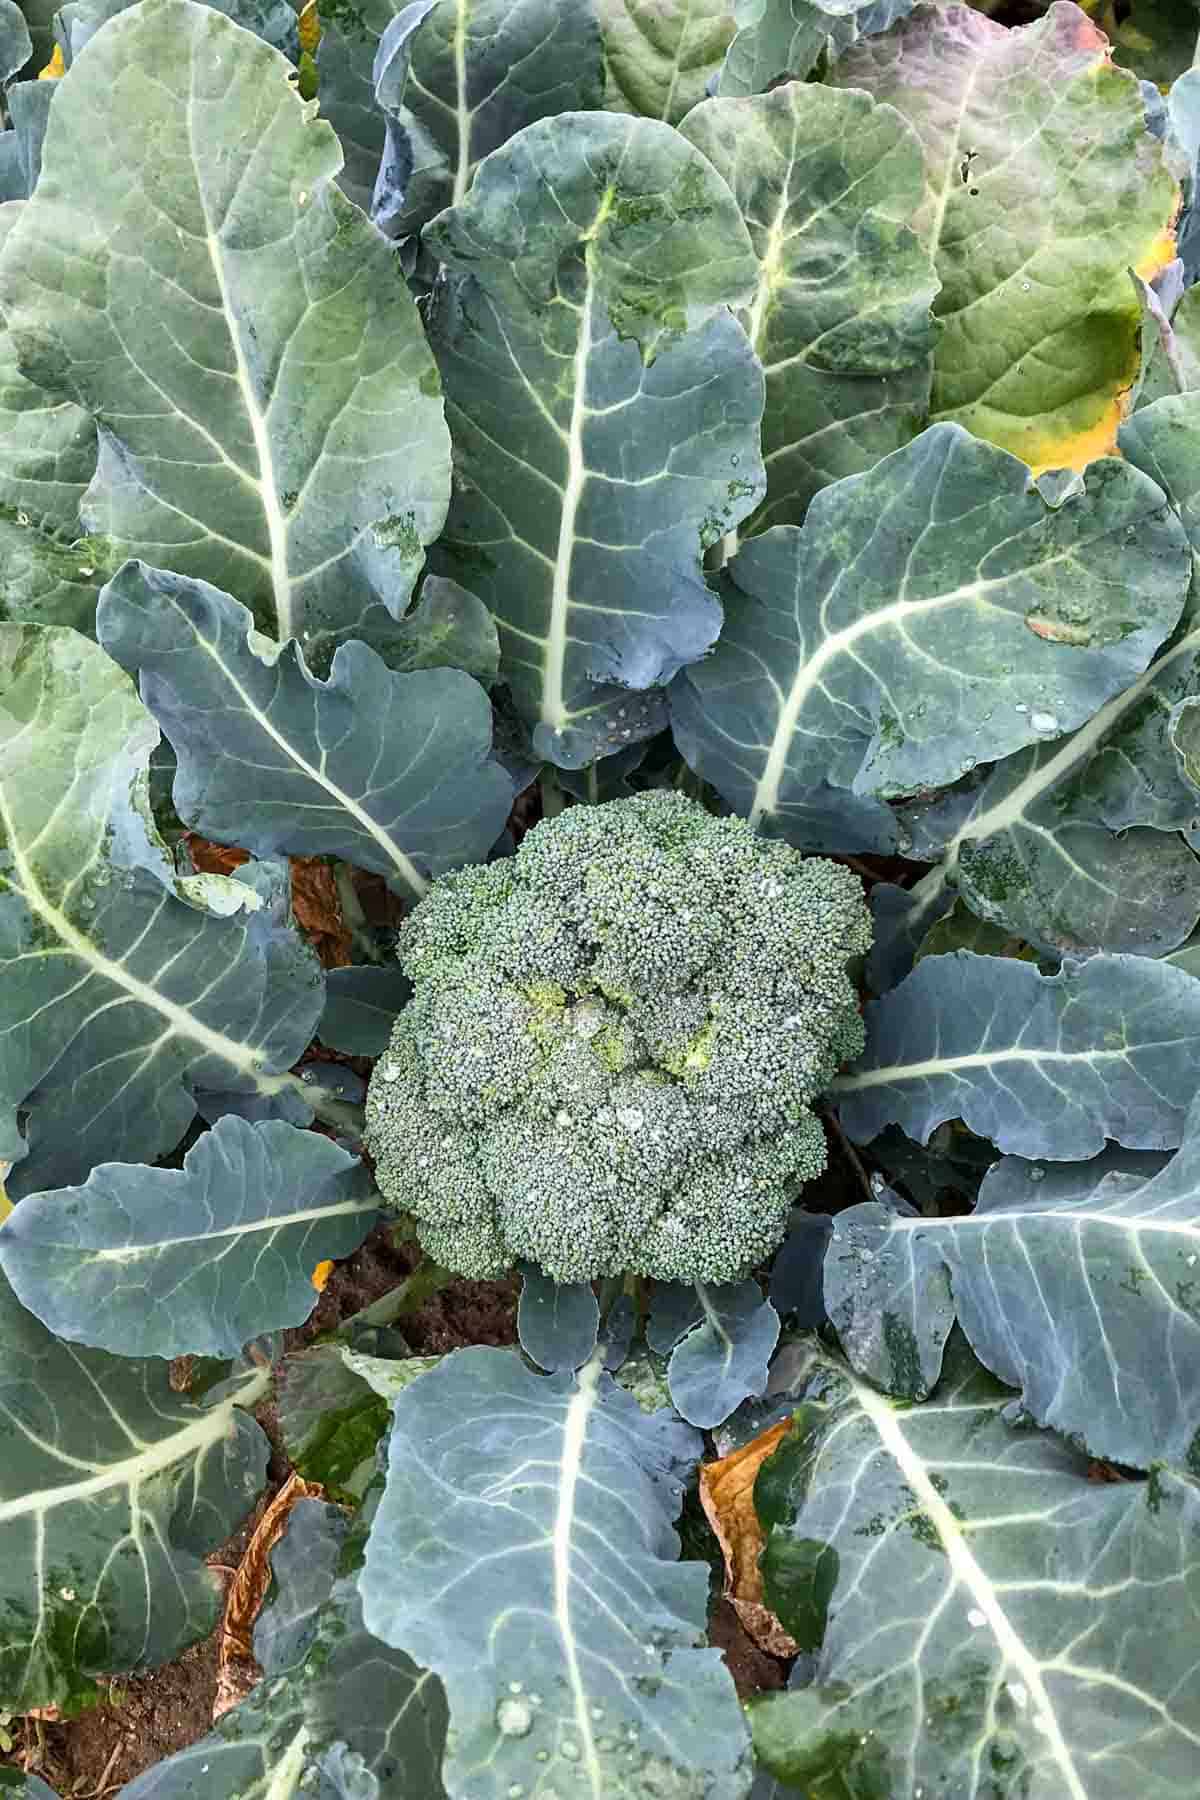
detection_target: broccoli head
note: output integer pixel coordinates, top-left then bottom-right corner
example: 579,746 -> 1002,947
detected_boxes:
364,791 -> 871,1286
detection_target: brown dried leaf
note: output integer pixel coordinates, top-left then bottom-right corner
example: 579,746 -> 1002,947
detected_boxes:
184,833 -> 250,876
290,857 -> 352,968
699,1420 -> 798,1659
212,1473 -> 326,1720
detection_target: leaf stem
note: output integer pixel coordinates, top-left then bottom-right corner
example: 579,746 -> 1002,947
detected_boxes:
337,1258 -> 455,1335
332,860 -> 385,964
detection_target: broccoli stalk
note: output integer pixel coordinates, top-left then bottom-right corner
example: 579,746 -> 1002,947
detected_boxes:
364,792 -> 871,1286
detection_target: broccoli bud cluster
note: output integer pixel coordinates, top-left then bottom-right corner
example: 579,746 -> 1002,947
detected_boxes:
365,791 -> 871,1286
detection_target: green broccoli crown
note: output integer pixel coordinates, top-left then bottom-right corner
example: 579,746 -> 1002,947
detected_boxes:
365,791 -> 871,1285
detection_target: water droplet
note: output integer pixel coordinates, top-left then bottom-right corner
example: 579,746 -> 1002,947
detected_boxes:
1030,710 -> 1059,735
560,1740 -> 581,1762
508,1681 -> 524,1695
1028,1166 -> 1045,1182
967,1608 -> 986,1628
960,756 -> 977,773
1007,1682 -> 1029,1710
496,1700 -> 533,1738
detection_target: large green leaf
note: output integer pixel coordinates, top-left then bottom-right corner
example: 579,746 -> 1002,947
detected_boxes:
0,1269 -> 269,1709
120,1497 -> 449,1798
600,0 -> 734,124
750,1336 -> 1200,1799
834,949 -> 1200,1158
53,0 -> 298,61
718,0 -> 916,98
0,1116 -> 378,1359
832,2 -> 1179,472
361,1345 -> 754,1798
424,110 -> 764,765
373,0 -> 604,245
679,81 -> 937,532
0,626 -> 326,1198
97,561 -> 514,899
826,1120 -> 1198,1467
0,0 -> 30,80
669,424 -> 1190,848
0,0 -> 451,666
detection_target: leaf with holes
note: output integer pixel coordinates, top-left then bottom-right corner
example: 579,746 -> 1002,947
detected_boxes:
361,1345 -> 754,1799
424,109 -> 765,767
831,2 -> 1178,472
0,0 -> 451,667
0,625 -> 326,1198
750,1334 -> 1200,1799
97,560 -> 514,900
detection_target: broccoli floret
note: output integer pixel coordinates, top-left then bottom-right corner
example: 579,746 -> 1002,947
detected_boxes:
365,791 -> 871,1286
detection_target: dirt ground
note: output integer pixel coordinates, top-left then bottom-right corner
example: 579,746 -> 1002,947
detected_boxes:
4,1229 -> 785,1795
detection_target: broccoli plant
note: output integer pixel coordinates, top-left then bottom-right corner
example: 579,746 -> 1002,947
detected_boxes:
365,791 -> 870,1284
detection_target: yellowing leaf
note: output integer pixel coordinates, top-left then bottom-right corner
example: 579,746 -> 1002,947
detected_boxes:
38,43 -> 64,79
311,1259 -> 335,1292
699,1419 -> 797,1659
297,0 -> 320,53
834,4 -> 1179,473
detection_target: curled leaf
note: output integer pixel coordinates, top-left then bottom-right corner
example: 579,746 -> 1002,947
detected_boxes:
699,1420 -> 797,1659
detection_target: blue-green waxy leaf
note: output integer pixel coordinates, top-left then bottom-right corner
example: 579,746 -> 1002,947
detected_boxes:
0,1117 -> 378,1359
0,1268 -> 269,1710
424,110 -> 765,767
316,0 -> 414,214
389,575 -> 501,684
372,0 -> 604,245
835,950 -> 1200,1160
276,1342 -> 393,1501
0,77 -> 52,200
53,0 -> 298,63
320,964 -> 413,1056
680,79 -> 937,532
718,0 -> 916,96
823,1195 -> 954,1402
750,1335 -> 1200,1800
0,0 -> 451,666
517,1264 -> 600,1372
663,1280 -> 780,1429
824,1135 -> 1196,1468
0,0 -> 30,81
362,1345 -> 754,1799
0,625 -> 326,1198
121,1498 -> 449,1799
97,562 -> 514,900
599,0 -> 734,125
669,425 -> 1190,849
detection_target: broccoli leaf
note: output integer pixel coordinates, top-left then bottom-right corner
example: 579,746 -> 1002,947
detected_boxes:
517,1264 -> 601,1372
670,425 -> 1189,848
424,110 -> 765,766
320,965 -> 413,1057
362,1345 -> 754,1799
120,1498 -> 449,1798
833,2 -> 1179,473
0,625 -> 326,1197
718,0 -> 917,96
97,562 -> 514,899
826,1123 -> 1198,1468
680,79 -> 937,530
599,0 -> 734,124
835,950 -> 1200,1160
0,0 -> 451,665
822,1192 -> 954,1402
373,0 -> 604,244
53,0 -> 299,61
0,0 -> 30,81
0,1117 -> 378,1359
276,1341 -> 393,1501
751,1336 -> 1200,1799
660,1280 -> 781,1430
0,1269 -> 269,1710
